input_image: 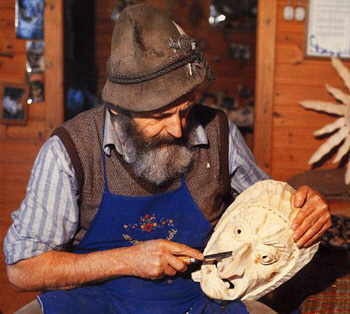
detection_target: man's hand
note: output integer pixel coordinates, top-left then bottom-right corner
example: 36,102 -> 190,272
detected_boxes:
291,185 -> 331,248
7,240 -> 204,291
127,239 -> 203,280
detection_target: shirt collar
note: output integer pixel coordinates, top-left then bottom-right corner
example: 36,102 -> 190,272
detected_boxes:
103,109 -> 208,158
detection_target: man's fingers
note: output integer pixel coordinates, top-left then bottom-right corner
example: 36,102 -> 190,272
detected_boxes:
163,265 -> 177,277
295,221 -> 322,247
292,193 -> 328,229
295,214 -> 331,247
299,221 -> 331,248
292,207 -> 312,230
292,185 -> 311,208
293,206 -> 322,240
292,200 -> 317,230
130,239 -> 205,280
166,241 -> 204,261
167,255 -> 188,273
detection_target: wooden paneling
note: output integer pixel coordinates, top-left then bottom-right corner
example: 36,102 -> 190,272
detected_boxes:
254,0 -> 277,173
255,0 -> 350,181
0,1 -> 64,312
44,0 -> 64,135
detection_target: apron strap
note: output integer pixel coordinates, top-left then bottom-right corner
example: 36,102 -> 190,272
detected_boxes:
101,149 -> 110,193
101,108 -> 110,193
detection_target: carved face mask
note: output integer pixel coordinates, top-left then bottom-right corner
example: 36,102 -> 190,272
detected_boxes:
192,180 -> 319,301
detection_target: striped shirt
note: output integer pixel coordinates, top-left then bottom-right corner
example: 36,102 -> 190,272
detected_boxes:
3,111 -> 269,264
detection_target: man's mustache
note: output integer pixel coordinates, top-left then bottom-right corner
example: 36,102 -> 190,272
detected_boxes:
143,136 -> 187,148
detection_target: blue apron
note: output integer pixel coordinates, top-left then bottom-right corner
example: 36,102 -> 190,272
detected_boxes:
38,149 -> 248,314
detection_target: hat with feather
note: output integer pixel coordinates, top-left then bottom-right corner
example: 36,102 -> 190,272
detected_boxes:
102,4 -> 211,113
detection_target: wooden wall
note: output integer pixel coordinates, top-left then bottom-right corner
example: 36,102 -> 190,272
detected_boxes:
255,0 -> 350,181
0,1 -> 64,313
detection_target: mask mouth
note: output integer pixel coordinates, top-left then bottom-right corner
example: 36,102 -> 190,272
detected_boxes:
222,279 -> 235,289
213,260 -> 241,291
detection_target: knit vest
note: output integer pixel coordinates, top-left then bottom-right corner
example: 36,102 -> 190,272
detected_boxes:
53,105 -> 232,246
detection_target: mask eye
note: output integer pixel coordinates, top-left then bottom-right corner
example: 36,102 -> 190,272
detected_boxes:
259,253 -> 278,265
234,227 -> 243,236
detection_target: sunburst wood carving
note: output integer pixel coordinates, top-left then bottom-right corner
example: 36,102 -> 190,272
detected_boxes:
300,58 -> 350,184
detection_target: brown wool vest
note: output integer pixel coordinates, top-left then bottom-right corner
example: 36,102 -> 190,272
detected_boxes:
53,105 -> 232,246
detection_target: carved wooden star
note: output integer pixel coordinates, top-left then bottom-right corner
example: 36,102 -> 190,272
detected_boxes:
300,58 -> 350,184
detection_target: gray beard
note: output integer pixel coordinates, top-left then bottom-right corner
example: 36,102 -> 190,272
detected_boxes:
133,143 -> 194,186
113,112 -> 194,186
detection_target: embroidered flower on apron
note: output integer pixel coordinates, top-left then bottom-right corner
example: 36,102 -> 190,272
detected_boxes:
122,213 -> 178,245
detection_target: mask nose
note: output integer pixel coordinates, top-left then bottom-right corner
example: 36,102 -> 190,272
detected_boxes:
217,243 -> 251,279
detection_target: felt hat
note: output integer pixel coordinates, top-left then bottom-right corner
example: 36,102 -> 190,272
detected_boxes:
102,4 -> 210,113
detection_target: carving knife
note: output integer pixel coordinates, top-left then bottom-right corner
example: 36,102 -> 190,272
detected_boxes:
179,251 -> 232,264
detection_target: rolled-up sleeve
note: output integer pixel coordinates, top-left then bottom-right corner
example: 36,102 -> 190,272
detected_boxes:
3,136 -> 79,265
228,120 -> 270,195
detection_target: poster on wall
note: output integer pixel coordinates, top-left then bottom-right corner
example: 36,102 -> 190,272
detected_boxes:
26,41 -> 45,73
27,73 -> 45,104
0,83 -> 29,125
306,0 -> 350,58
15,0 -> 44,40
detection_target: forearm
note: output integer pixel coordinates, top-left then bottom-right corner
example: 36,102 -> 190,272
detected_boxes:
6,247 -> 136,292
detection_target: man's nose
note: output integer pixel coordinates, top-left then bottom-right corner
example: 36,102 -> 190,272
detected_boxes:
166,114 -> 183,138
217,243 -> 251,279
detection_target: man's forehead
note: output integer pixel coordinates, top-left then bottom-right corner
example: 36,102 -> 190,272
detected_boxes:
152,100 -> 194,118
131,90 -> 197,118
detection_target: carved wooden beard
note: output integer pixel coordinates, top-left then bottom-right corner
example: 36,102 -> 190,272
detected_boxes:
192,180 -> 319,301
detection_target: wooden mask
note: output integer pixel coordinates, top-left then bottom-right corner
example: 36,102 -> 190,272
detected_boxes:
192,180 -> 319,301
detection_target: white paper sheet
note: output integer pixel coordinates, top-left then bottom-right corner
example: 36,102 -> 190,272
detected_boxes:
306,0 -> 350,58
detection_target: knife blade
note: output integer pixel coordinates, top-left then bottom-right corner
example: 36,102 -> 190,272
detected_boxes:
179,251 -> 232,264
204,250 -> 232,260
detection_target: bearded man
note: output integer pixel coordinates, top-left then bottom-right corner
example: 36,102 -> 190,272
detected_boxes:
4,4 -> 331,314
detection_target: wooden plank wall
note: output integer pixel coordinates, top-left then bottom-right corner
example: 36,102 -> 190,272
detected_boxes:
95,0 -> 257,109
0,1 -> 64,313
0,1 -> 41,311
255,0 -> 350,181
254,0 -> 276,174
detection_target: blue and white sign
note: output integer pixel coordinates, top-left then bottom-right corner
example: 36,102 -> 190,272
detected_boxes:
306,0 -> 350,58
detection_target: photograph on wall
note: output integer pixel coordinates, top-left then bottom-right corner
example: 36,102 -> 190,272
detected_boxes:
27,73 -> 44,104
16,0 -> 44,40
26,41 -> 44,73
0,83 -> 29,125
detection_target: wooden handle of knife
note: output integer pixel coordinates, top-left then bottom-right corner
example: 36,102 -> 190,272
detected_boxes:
178,256 -> 199,263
